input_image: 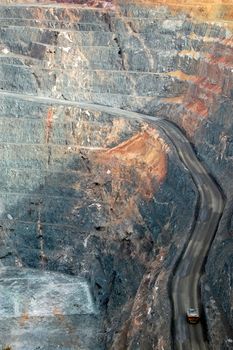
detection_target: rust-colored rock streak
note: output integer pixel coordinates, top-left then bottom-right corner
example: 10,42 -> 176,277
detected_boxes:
54,0 -> 113,6
6,0 -> 115,9
93,128 -> 167,199
122,0 -> 233,23
45,108 -> 54,144
4,0 -> 233,23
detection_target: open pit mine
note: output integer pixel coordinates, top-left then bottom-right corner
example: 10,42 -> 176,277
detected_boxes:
0,1 -> 232,349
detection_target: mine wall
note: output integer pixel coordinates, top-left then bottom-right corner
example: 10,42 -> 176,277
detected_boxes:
0,1 -> 232,349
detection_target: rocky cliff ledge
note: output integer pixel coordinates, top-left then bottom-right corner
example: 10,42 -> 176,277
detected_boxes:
0,1 -> 232,349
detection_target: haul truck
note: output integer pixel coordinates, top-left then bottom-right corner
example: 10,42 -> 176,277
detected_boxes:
186,308 -> 200,324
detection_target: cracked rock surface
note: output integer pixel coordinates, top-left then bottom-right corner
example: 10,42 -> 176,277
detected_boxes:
0,0 -> 232,349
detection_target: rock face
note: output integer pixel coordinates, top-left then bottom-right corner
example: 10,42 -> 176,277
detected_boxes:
0,0 -> 232,349
0,94 -> 197,349
0,267 -> 98,350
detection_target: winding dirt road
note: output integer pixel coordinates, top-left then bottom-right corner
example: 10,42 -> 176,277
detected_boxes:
157,120 -> 224,350
0,90 -> 225,349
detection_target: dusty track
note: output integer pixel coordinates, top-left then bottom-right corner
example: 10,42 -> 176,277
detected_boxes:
157,120 -> 224,350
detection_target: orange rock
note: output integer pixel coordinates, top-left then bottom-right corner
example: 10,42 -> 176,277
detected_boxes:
93,128 -> 167,199
121,0 -> 233,23
53,307 -> 65,321
45,108 -> 54,144
19,311 -> 30,326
